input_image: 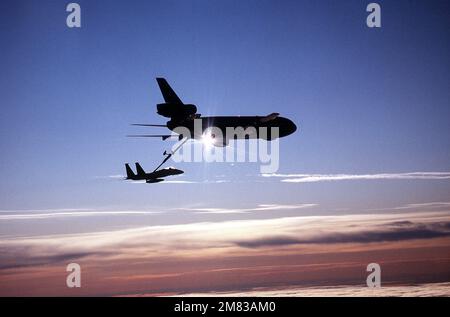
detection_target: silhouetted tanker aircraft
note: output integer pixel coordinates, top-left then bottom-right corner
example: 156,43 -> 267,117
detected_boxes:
125,162 -> 183,183
129,78 -> 297,147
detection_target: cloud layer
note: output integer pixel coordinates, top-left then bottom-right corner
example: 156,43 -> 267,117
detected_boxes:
180,282 -> 450,297
262,172 -> 450,183
1,209 -> 450,295
234,221 -> 450,248
0,203 -> 316,220
2,210 -> 448,265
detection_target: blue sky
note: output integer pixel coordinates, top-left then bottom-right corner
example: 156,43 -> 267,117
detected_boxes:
0,0 -> 449,227
1,0 -> 450,296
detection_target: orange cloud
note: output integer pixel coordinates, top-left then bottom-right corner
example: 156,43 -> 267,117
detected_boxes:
0,211 -> 449,296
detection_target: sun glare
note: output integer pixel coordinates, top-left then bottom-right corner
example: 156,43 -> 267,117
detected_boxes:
201,133 -> 216,148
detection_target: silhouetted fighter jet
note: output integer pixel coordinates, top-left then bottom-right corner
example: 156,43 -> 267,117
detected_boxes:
125,162 -> 183,183
129,78 -> 297,146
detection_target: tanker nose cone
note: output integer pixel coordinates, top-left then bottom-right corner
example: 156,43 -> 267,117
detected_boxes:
287,119 -> 297,135
276,117 -> 297,138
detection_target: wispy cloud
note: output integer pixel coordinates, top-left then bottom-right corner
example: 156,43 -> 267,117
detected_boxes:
182,204 -> 317,214
0,208 -> 92,213
234,221 -> 450,248
98,175 -> 125,179
160,180 -> 230,184
1,210 -> 449,267
161,180 -> 199,184
367,202 -> 450,213
0,203 -> 315,220
97,173 -> 232,184
0,210 -> 162,220
261,172 -> 450,183
392,202 -> 450,210
1,210 -> 449,296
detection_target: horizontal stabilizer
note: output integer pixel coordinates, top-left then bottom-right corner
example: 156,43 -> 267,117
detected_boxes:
127,134 -> 174,140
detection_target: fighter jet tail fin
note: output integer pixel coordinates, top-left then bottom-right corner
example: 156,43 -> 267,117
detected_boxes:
135,162 -> 146,176
125,164 -> 135,179
156,78 -> 183,104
